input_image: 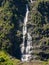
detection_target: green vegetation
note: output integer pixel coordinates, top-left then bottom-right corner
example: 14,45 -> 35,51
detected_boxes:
0,0 -> 49,65
0,0 -> 28,64
0,0 -> 28,57
28,0 -> 49,61
0,50 -> 20,65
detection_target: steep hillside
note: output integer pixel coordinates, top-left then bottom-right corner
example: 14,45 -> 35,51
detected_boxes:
28,0 -> 49,60
0,0 -> 49,65
0,0 -> 28,59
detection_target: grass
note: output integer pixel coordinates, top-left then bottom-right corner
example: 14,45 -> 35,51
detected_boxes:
0,50 -> 20,65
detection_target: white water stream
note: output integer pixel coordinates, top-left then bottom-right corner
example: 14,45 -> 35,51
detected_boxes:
30,0 -> 33,3
21,4 -> 32,62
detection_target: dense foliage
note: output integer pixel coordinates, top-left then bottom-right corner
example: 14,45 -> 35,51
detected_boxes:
0,0 -> 49,64
0,0 -> 28,59
28,0 -> 49,60
0,50 -> 20,65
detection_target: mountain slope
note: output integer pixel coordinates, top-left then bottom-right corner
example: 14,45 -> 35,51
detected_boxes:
0,0 -> 49,64
28,0 -> 49,60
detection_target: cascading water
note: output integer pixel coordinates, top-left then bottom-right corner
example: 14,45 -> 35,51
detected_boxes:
30,0 -> 33,3
21,4 -> 32,62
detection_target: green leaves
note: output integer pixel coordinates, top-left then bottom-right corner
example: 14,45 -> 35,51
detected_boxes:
0,0 -> 14,50
0,50 -> 20,65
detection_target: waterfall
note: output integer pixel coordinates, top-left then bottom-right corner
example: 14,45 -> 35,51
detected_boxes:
21,4 -> 32,62
30,0 -> 33,3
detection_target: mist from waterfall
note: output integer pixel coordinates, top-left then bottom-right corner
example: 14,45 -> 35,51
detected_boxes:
21,4 -> 32,62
